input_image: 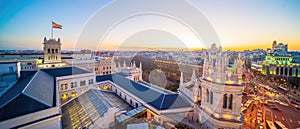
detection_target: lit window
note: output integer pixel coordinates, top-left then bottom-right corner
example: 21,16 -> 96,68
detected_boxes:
80,81 -> 86,86
71,92 -> 77,98
61,93 -> 68,99
71,82 -> 77,88
103,85 -> 109,90
60,84 -> 68,90
81,89 -> 85,93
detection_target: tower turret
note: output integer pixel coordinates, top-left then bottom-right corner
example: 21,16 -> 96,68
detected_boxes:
200,43 -> 245,129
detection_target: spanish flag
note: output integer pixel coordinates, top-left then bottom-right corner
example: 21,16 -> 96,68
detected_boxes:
52,21 -> 62,29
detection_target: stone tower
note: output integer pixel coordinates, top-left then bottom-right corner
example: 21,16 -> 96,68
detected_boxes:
200,43 -> 245,128
36,37 -> 65,69
43,37 -> 62,64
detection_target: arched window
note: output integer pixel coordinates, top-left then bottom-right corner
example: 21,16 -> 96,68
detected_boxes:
48,49 -> 50,53
130,99 -> 132,104
223,94 -> 227,109
289,68 -> 292,76
276,67 -> 279,75
206,89 -> 209,103
229,94 -> 233,110
210,91 -> 213,105
135,103 -> 138,108
280,67 -> 283,75
52,49 -> 54,53
115,89 -> 117,93
55,49 -> 58,53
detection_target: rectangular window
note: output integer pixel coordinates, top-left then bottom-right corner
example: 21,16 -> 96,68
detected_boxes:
80,80 -> 86,86
71,92 -> 77,98
71,82 -> 77,88
61,93 -> 68,99
60,84 -> 68,90
88,79 -> 94,85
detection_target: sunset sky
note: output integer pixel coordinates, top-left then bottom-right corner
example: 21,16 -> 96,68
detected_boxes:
0,0 -> 299,51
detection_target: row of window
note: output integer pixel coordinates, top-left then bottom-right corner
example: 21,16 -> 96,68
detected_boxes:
206,89 -> 233,110
61,89 -> 86,99
103,66 -> 112,70
102,71 -> 111,74
47,48 -> 58,54
223,94 -> 233,109
274,67 -> 299,77
60,79 -> 94,90
274,58 -> 290,61
48,55 -> 58,61
100,61 -> 111,64
21,66 -> 35,70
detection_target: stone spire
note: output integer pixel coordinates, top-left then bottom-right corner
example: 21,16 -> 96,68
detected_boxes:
123,60 -> 126,67
193,79 -> 200,102
180,72 -> 184,85
191,69 -> 196,82
139,62 -> 142,71
43,37 -> 47,43
118,62 -> 121,72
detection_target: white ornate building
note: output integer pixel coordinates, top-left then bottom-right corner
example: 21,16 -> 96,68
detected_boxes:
116,61 -> 143,82
201,44 -> 244,128
178,69 -> 201,104
179,43 -> 245,128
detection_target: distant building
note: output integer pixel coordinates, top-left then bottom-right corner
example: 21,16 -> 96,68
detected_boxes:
95,56 -> 114,75
116,61 -> 143,81
0,62 -> 20,96
269,40 -> 288,56
262,41 -> 300,87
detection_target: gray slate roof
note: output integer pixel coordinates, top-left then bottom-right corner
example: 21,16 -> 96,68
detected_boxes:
96,74 -> 192,110
0,71 -> 51,121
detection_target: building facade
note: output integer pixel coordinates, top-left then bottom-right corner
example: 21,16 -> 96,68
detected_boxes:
116,61 -> 143,82
95,56 -> 114,75
200,44 -> 245,128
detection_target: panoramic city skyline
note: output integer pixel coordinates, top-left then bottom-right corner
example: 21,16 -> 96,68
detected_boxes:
1,0 -> 300,51
0,1 -> 300,129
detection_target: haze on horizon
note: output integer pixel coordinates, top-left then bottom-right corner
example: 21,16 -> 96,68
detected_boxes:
0,0 -> 299,51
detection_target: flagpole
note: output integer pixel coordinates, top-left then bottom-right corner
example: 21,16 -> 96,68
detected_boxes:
51,25 -> 53,39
